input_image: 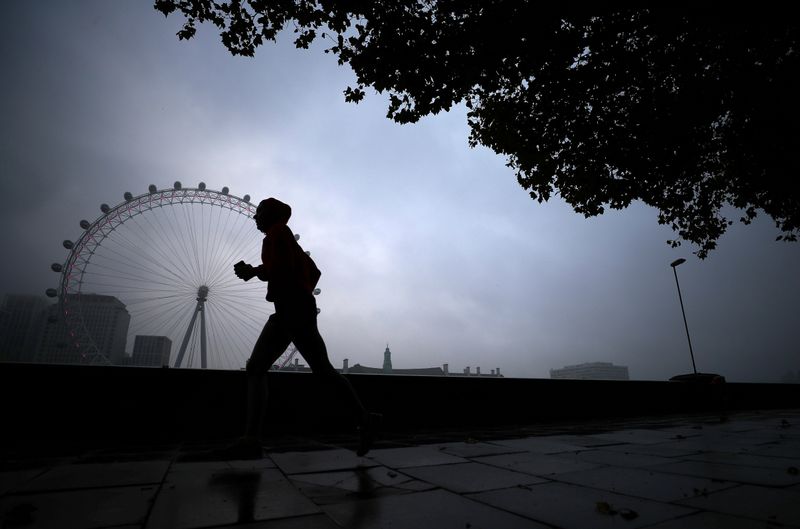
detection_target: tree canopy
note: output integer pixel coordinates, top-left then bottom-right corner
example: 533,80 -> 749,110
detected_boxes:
154,1 -> 800,257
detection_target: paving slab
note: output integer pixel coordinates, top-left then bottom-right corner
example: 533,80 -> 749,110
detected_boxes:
432,441 -> 527,458
649,459 -> 800,487
270,449 -> 376,475
644,510 -> 782,529
366,446 -> 467,469
205,513 -> 340,528
601,443 -> 702,458
583,429 -> 686,445
322,488 -> 549,529
0,485 -> 156,529
682,450 -> 800,470
402,461 -> 547,493
553,465 -> 735,503
146,468 -> 319,529
677,484 -> 800,527
751,441 -> 800,459
0,469 -> 46,496
563,449 -> 676,468
653,436 -> 774,454
20,460 -> 170,492
537,434 -> 626,448
473,452 -> 600,477
468,481 -> 695,529
289,465 -> 432,505
490,437 -> 588,454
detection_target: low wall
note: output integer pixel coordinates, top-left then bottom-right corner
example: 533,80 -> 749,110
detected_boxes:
2,363 -> 798,444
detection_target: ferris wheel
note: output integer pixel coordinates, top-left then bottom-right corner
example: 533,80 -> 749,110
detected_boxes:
45,182 -> 305,370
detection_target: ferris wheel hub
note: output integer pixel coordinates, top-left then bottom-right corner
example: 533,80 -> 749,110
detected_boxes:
197,285 -> 209,301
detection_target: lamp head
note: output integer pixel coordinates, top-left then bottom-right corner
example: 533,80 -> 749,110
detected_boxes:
670,258 -> 686,268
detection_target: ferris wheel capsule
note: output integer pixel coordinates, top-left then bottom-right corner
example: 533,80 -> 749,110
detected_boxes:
243,194 -> 251,203
63,240 -> 74,249
221,187 -> 229,195
124,192 -> 133,201
148,184 -> 157,194
295,234 -> 300,241
100,204 -> 110,213
45,288 -> 58,298
313,288 -> 321,296
305,250 -> 311,256
198,182 -> 206,190
80,220 -> 90,229
51,263 -> 62,272
174,181 -> 182,190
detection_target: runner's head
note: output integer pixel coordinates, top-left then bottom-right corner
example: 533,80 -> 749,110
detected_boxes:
254,198 -> 292,233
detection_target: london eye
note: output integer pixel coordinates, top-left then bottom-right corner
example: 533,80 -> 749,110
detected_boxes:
47,182 -> 304,369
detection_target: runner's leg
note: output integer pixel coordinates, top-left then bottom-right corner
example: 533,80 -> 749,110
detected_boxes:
245,313 -> 292,439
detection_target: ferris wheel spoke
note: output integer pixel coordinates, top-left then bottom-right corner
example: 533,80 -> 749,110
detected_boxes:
134,304 -> 188,335
78,265 -> 188,291
206,316 -> 242,369
211,293 -> 269,315
212,315 -> 254,359
207,275 -> 259,292
210,299 -> 267,332
207,204 -> 235,284
176,204 -> 205,284
129,212 -> 197,282
180,204 -> 204,282
147,203 -> 201,281
205,229 -> 256,287
209,210 -> 258,274
199,203 -> 218,284
167,205 -> 202,284
209,295 -> 262,331
88,251 -> 187,288
211,285 -> 269,304
183,200 -> 204,281
93,234 -> 190,287
125,294 -> 190,312
77,282 -> 189,297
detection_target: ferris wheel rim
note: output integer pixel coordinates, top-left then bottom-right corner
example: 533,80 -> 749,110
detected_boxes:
56,186 -> 258,365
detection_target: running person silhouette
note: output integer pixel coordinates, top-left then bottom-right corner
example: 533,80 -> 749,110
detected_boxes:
229,198 -> 377,458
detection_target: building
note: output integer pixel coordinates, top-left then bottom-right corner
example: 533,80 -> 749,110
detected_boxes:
36,294 -> 130,365
339,345 -> 503,377
550,362 -> 630,380
0,295 -> 48,362
128,335 -> 172,367
382,344 -> 392,373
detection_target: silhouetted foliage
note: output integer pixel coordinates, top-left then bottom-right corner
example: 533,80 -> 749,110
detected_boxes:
154,2 -> 800,257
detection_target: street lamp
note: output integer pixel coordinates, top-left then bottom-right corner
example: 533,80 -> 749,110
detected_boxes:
670,258 -> 697,375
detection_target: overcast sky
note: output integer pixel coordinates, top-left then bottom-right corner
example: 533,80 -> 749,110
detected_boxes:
2,2 -> 798,381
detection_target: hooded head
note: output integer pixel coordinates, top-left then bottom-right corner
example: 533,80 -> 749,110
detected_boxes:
255,198 -> 291,233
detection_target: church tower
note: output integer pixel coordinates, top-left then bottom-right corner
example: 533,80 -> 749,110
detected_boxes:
383,344 -> 393,374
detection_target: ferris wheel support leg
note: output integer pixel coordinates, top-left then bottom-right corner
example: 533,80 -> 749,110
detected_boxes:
200,304 -> 207,369
174,302 -> 201,368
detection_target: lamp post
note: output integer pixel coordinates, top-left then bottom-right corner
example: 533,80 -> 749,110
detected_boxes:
670,258 -> 697,375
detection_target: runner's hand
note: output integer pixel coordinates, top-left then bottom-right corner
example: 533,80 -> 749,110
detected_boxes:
234,261 -> 256,281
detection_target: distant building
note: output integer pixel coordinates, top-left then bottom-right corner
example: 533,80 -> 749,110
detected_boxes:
383,344 -> 393,373
36,294 -> 130,365
0,295 -> 48,362
338,345 -> 503,377
128,335 -> 172,367
550,362 -> 630,380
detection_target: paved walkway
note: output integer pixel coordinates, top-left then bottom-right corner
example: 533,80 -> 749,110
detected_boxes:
2,409 -> 799,528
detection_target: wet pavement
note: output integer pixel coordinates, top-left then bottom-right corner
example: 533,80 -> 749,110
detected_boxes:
2,409 -> 799,528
